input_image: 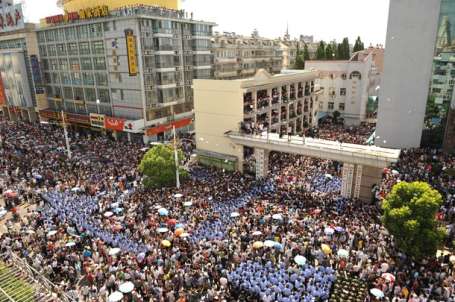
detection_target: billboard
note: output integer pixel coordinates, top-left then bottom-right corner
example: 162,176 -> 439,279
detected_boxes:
125,29 -> 138,76
0,4 -> 24,33
104,116 -> 125,131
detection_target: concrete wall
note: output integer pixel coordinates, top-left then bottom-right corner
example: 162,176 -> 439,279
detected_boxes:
376,0 -> 441,148
194,79 -> 244,168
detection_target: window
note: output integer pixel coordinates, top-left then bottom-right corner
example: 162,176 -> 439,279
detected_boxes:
349,71 -> 362,80
319,102 -> 323,109
89,23 -> 103,38
61,72 -> 71,85
82,72 -> 95,85
91,41 -> 104,55
47,45 -> 56,57
85,88 -> 96,102
63,87 -> 73,99
50,72 -> 60,84
46,30 -> 55,42
74,87 -> 84,100
328,102 -> 334,110
339,103 -> 345,111
93,57 -> 106,70
341,73 -> 347,80
56,44 -> 66,56
39,46 -> 47,57
70,58 -> 80,71
49,59 -> 59,70
79,42 -> 90,55
59,59 -> 69,71
67,43 -> 78,56
72,72 -> 82,85
81,58 -> 92,70
65,27 -> 77,40
98,88 -> 110,103
78,25 -> 89,39
95,73 -> 108,86
340,88 -> 346,96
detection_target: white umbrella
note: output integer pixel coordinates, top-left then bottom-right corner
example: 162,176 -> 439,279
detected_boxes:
272,214 -> 283,220
104,211 -> 114,218
180,232 -> 190,238
183,201 -> 193,207
230,212 -> 240,218
337,249 -> 349,258
119,281 -> 134,293
264,240 -> 276,248
65,242 -> 76,247
156,227 -> 169,233
47,230 -> 58,237
108,248 -> 121,256
324,174 -> 333,179
370,288 -> 384,298
174,193 -> 183,198
71,187 -> 81,192
324,227 -> 335,235
108,291 -> 123,302
391,170 -> 399,175
252,231 -> 262,236
381,273 -> 395,283
294,255 -> 307,265
0,209 -> 7,218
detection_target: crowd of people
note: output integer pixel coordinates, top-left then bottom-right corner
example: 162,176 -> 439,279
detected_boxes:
0,118 -> 454,302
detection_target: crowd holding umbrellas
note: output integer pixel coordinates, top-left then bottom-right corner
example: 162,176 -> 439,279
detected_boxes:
0,119 -> 454,301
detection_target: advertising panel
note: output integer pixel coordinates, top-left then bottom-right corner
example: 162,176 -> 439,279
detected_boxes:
125,29 -> 138,76
90,113 -> 105,128
104,116 -> 126,131
146,118 -> 192,136
0,4 -> 24,33
0,75 -> 6,106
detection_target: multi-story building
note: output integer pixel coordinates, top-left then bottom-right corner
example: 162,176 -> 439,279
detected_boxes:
212,31 -> 282,80
37,0 -> 214,141
280,37 -> 318,70
430,52 -> 455,109
376,0 -> 442,148
306,47 -> 384,125
194,69 -> 321,170
0,2 -> 46,122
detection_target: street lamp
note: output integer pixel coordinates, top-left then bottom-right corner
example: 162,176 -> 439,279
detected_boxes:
96,99 -> 100,114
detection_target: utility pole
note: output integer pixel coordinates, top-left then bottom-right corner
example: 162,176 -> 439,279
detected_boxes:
173,125 -> 180,189
61,110 -> 72,159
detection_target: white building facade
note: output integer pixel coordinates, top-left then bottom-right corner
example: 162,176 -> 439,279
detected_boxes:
306,48 -> 383,126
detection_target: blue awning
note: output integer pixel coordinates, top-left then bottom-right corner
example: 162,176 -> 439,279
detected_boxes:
317,112 -> 329,120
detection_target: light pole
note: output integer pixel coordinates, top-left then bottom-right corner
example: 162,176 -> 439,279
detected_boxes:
61,110 -> 72,159
96,99 -> 100,114
172,125 -> 180,189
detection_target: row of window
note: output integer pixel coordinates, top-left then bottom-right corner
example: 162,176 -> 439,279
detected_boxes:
39,41 -> 105,58
327,102 -> 345,111
46,85 -> 110,103
42,57 -> 107,71
37,24 -> 104,43
43,72 -> 108,87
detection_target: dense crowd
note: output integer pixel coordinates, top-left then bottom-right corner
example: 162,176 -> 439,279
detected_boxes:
0,119 -> 454,302
312,122 -> 376,145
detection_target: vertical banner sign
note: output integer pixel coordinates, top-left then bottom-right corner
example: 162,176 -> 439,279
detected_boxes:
0,75 -> 6,106
125,29 -> 138,76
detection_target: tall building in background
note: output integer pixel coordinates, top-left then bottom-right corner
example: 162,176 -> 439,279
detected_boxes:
376,0 -> 441,148
37,1 -> 214,141
0,2 -> 45,122
212,32 -> 282,80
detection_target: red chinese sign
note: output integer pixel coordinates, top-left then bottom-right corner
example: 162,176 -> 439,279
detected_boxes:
0,76 -> 6,106
104,116 -> 126,131
146,118 -> 192,136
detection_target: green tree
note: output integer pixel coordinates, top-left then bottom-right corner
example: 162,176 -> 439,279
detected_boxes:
332,110 -> 341,123
303,44 -> 310,60
336,43 -> 343,59
325,44 -> 334,60
353,36 -> 365,52
341,37 -> 350,59
316,41 -> 326,60
294,45 -> 305,69
138,144 -> 188,188
382,181 -> 446,260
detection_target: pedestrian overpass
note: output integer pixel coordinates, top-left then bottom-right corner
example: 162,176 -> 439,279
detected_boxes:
225,131 -> 401,201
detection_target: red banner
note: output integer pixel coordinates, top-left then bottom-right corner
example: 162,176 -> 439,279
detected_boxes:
146,118 -> 192,136
0,76 -> 6,106
104,116 -> 126,131
66,113 -> 90,125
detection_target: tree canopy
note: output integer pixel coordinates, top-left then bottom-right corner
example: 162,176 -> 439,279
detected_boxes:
138,144 -> 188,188
316,41 -> 326,60
294,45 -> 306,69
353,36 -> 365,53
381,181 -> 446,260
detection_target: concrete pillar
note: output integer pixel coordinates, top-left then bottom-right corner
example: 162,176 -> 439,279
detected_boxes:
113,131 -> 118,141
255,148 -> 269,179
127,132 -> 132,142
358,165 -> 383,202
341,163 -> 355,198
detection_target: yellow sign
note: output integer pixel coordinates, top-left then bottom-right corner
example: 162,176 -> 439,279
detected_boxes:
125,29 -> 138,76
90,113 -> 105,128
63,0 -> 180,12
45,5 -> 109,24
